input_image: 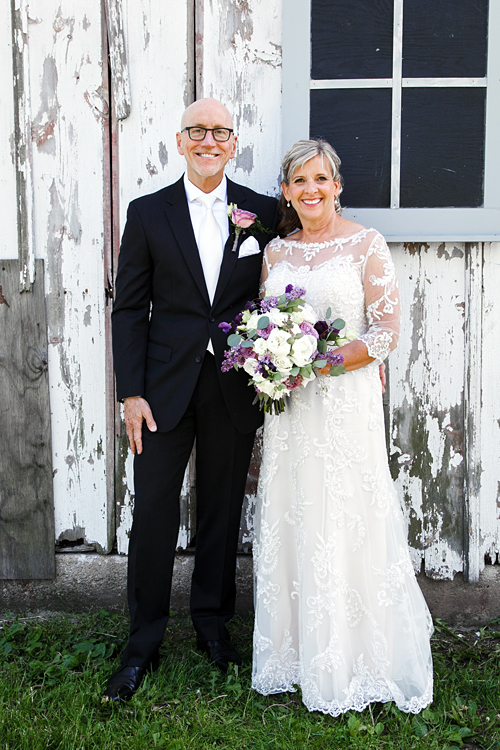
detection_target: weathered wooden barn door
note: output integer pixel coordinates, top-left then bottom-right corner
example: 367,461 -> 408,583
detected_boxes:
0,261 -> 54,579
113,0 -> 197,554
0,0 -> 54,578
1,0 -> 115,575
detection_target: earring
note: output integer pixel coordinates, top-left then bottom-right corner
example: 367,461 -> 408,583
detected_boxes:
287,201 -> 290,208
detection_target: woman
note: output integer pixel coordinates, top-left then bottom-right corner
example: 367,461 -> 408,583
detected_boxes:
251,140 -> 433,715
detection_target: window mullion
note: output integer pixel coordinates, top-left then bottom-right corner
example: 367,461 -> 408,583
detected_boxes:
391,0 -> 404,209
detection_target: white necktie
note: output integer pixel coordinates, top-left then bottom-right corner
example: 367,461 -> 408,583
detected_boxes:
197,194 -> 224,304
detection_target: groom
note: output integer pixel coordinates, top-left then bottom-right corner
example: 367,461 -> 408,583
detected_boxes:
105,99 -> 279,701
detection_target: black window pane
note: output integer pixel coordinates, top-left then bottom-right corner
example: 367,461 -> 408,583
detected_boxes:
402,0 -> 488,78
311,0 -> 393,80
310,89 -> 392,208
400,88 -> 485,208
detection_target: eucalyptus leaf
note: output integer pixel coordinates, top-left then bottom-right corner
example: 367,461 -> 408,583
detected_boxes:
258,316 -> 270,329
332,318 -> 345,330
227,333 -> 242,347
317,340 -> 327,354
329,364 -> 346,377
290,367 -> 300,376
315,360 -> 327,368
241,340 -> 254,348
326,306 -> 332,319
247,329 -> 256,338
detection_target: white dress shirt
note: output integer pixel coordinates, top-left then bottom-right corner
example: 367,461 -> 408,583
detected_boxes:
184,173 -> 229,352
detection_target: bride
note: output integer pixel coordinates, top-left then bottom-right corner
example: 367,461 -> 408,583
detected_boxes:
251,139 -> 433,715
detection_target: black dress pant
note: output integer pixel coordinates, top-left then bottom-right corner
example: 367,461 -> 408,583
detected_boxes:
121,353 -> 256,666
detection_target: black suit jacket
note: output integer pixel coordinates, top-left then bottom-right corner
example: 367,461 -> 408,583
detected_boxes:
112,176 -> 279,433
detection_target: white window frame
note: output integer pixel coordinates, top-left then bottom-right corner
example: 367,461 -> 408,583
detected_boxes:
282,0 -> 500,241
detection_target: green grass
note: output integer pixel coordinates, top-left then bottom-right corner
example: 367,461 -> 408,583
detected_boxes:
0,611 -> 499,750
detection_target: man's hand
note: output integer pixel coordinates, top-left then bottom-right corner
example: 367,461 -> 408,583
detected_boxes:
124,397 -> 157,455
379,362 -> 386,394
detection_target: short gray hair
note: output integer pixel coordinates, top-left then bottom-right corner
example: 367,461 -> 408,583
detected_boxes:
278,140 -> 343,234
281,139 -> 342,190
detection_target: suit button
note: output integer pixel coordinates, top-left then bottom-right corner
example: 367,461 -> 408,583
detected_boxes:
209,316 -> 215,323
195,356 -> 202,363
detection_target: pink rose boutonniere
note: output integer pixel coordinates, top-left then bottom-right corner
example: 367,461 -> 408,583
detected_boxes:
227,203 -> 272,252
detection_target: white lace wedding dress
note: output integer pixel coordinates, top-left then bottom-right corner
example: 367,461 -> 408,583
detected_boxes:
252,228 -> 433,715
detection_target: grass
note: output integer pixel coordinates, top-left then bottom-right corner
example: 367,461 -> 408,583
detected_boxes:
0,611 -> 499,750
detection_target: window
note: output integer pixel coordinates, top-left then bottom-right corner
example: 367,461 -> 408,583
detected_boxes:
282,0 -> 500,240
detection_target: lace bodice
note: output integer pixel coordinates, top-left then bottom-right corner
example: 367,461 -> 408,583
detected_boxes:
263,228 -> 400,363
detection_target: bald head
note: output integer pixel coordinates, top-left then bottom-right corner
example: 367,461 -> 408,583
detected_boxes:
180,98 -> 234,131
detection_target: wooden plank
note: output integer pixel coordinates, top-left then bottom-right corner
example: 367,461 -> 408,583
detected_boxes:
463,243 -> 483,582
196,0 -> 282,550
389,242 -> 466,579
0,0 -> 19,260
28,1 -> 111,552
115,0 -> 193,553
10,0 -> 35,289
480,241 -> 500,565
0,260 -> 54,579
103,0 -> 131,120
196,0 -> 282,195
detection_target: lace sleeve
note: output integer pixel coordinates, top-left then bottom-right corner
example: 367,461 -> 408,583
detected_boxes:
359,233 -> 400,362
260,238 -> 281,295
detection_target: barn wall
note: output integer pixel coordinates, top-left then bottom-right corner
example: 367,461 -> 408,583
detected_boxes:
1,0 -> 498,583
114,0 -> 195,553
3,0 -> 112,552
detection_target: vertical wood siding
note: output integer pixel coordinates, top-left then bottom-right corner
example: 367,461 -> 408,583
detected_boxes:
0,2 -> 22,260
27,2 -> 111,551
114,0 -> 194,554
1,0 -> 498,579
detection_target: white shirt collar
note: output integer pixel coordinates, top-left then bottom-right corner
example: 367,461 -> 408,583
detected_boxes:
183,173 -> 227,205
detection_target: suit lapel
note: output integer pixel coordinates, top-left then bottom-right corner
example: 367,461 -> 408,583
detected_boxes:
163,177 -> 210,305
212,179 -> 250,310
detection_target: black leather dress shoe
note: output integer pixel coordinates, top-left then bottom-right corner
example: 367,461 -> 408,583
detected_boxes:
102,654 -> 159,702
196,637 -> 242,673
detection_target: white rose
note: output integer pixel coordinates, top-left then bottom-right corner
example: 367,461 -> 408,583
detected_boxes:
290,334 -> 317,367
272,354 -> 293,376
345,329 -> 358,341
266,328 -> 291,356
267,309 -> 287,326
243,357 -> 259,376
253,337 -> 270,356
300,303 -> 318,325
290,323 -> 302,335
291,310 -> 305,324
246,312 -> 261,330
257,378 -> 278,397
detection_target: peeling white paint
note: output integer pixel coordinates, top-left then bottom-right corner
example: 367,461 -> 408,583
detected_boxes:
27,2 -> 110,551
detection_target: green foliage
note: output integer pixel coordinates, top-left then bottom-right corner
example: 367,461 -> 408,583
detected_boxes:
0,612 -> 499,750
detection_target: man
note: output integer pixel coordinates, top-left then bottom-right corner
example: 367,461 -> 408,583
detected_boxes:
104,99 -> 279,701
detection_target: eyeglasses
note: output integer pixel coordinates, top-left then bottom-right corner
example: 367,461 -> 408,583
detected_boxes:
181,127 -> 234,142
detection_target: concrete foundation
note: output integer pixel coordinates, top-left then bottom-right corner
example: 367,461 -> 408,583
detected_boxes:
1,554 -> 499,625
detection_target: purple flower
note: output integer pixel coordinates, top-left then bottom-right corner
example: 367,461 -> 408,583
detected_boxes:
256,355 -> 277,378
325,351 -> 345,366
218,321 -> 233,334
299,322 -> 319,339
260,296 -> 279,312
284,284 -> 306,302
285,284 -> 294,294
314,320 -> 329,338
257,323 -> 277,339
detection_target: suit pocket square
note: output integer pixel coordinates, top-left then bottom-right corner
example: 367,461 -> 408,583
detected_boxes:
238,236 -> 261,258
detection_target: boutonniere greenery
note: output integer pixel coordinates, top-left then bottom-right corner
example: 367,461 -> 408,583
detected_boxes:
227,203 -> 272,252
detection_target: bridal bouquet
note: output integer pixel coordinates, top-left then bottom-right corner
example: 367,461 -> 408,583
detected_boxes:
220,285 -> 354,415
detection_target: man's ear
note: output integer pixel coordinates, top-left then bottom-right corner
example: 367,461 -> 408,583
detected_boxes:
176,132 -> 184,156
228,135 -> 237,160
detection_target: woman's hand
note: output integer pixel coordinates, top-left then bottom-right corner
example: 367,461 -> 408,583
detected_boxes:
318,342 -> 387,391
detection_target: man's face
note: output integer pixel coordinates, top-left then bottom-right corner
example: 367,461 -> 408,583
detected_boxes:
176,100 -> 237,190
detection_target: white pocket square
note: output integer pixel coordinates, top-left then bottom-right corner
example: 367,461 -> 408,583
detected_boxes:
238,236 -> 261,258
